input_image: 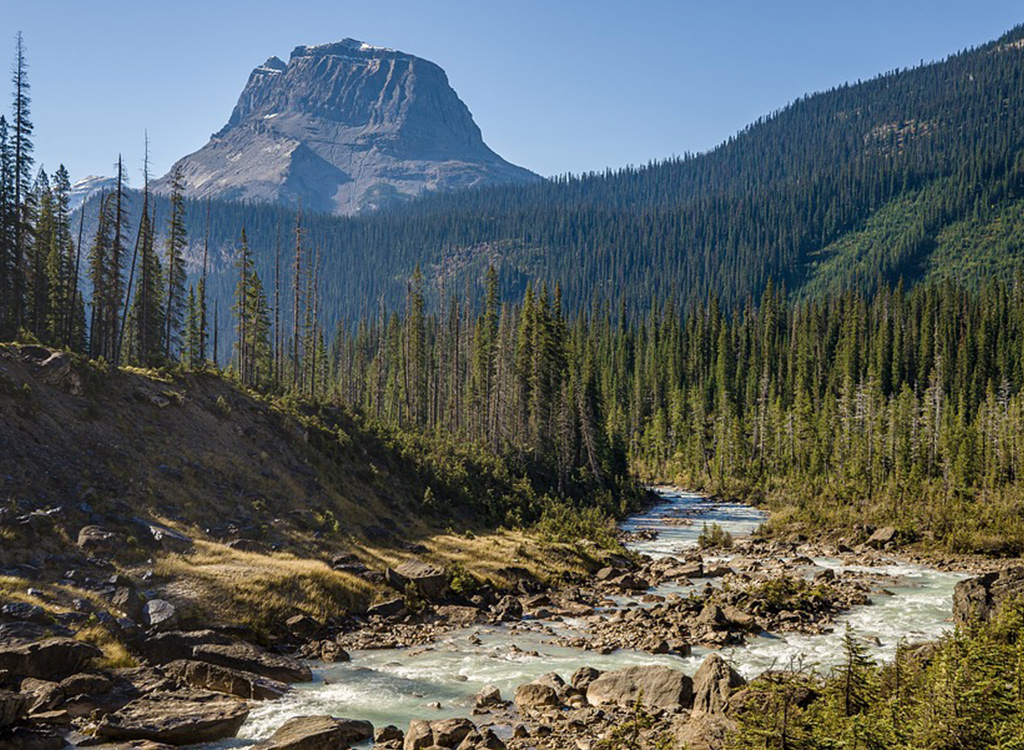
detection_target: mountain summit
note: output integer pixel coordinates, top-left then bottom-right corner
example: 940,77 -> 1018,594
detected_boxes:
156,39 -> 540,214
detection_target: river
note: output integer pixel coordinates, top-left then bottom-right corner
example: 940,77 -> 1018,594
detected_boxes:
215,488 -> 964,746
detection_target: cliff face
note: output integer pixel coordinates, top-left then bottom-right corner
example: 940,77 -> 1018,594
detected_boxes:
156,40 -> 540,214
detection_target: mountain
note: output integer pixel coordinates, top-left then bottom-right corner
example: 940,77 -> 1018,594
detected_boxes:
80,24 -> 1024,362
154,39 -> 540,214
68,174 -> 117,213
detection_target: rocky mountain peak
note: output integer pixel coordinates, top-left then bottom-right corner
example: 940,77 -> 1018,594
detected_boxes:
157,39 -> 539,214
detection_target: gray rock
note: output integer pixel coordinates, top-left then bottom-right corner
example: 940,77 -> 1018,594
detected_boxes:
367,597 -> 407,619
154,40 -> 540,216
0,690 -> 27,728
254,715 -> 373,749
586,665 -> 694,711
691,654 -> 745,716
0,638 -> 102,680
865,526 -> 898,549
386,559 -> 448,601
474,684 -> 503,708
94,689 -> 250,745
953,567 -> 1024,626
513,681 -> 561,711
404,717 -> 475,749
191,642 -> 312,684
142,600 -> 177,632
163,659 -> 290,701
76,525 -> 122,555
141,629 -> 233,664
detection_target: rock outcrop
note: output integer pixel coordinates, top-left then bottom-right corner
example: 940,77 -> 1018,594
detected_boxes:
953,567 -> 1024,625
156,39 -> 539,215
586,665 -> 694,711
94,689 -> 250,744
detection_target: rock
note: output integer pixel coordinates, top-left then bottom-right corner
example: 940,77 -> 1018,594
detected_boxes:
0,725 -> 67,750
696,603 -> 726,631
721,605 -> 759,632
95,689 -> 249,745
571,666 -> 602,692
607,573 -> 649,591
60,666 -> 172,719
386,559 -> 448,601
163,659 -> 290,700
133,519 -> 194,553
140,630 -> 233,664
59,672 -> 112,697
376,724 -> 404,743
865,526 -> 898,550
19,678 -> 64,714
228,538 -> 270,554
157,41 -> 539,217
285,614 -> 321,640
953,567 -> 1024,626
813,568 -> 836,583
492,595 -> 522,622
691,654 -> 746,716
254,715 -> 373,749
404,717 -> 475,749
0,602 -> 48,624
513,681 -> 561,711
458,727 -> 506,749
474,684 -> 503,708
191,642 -> 312,684
142,600 -> 177,632
0,690 -> 27,728
77,525 -> 122,555
586,665 -> 693,711
111,587 -> 146,621
675,712 -> 732,750
0,638 -> 101,680
367,597 -> 407,619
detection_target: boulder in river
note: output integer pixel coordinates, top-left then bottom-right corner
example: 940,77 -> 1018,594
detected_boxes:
191,642 -> 312,684
513,681 -> 562,711
163,659 -> 290,700
254,715 -> 373,749
691,654 -> 745,716
586,665 -> 693,710
404,717 -> 474,749
94,689 -> 250,745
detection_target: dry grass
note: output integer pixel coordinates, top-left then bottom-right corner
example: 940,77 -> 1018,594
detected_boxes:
75,625 -> 136,668
153,541 -> 375,634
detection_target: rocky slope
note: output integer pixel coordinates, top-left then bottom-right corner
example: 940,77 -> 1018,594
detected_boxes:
155,39 -> 540,214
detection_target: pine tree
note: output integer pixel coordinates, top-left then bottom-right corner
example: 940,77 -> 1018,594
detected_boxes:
10,32 -> 33,334
163,164 -> 187,359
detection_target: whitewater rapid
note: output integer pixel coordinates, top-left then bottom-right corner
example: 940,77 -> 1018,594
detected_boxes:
216,489 -> 963,745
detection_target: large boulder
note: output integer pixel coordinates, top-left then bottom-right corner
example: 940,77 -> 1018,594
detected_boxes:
163,659 -> 290,701
691,654 -> 745,716
586,665 -> 693,711
0,690 -> 27,728
191,642 -> 312,684
76,525 -> 122,555
865,526 -> 899,550
953,567 -> 1024,626
254,715 -> 374,749
0,725 -> 67,750
0,638 -> 102,680
132,518 -> 193,553
386,559 -> 448,601
94,689 -> 250,745
141,630 -> 233,664
513,681 -> 561,711
404,717 -> 474,749
492,595 -> 522,622
367,597 -> 407,619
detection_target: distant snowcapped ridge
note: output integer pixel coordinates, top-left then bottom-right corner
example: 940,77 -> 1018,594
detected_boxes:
154,37 -> 539,215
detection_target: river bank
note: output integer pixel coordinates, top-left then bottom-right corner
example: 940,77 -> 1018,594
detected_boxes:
1,488 -> 1010,749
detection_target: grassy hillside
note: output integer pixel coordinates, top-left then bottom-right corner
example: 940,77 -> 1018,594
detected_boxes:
0,344 -> 628,637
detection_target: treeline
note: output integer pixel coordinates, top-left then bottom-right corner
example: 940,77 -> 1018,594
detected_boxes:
0,34 -> 213,370
320,275 -> 1024,552
730,610 -> 1024,749
70,24 -> 1024,352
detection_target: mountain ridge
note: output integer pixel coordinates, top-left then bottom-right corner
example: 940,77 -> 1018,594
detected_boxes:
152,38 -> 540,214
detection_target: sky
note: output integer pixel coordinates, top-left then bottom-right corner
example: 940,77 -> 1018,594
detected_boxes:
6,1 -> 1024,186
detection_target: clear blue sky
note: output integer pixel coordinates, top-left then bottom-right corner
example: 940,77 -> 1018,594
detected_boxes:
7,1 -> 1024,185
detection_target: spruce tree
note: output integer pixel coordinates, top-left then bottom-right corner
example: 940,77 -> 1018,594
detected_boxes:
163,164 -> 187,359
